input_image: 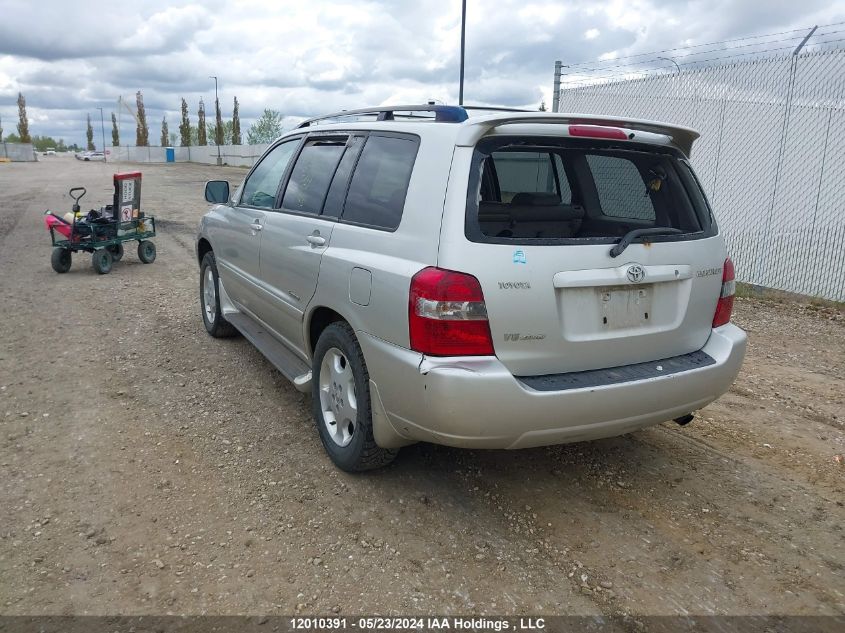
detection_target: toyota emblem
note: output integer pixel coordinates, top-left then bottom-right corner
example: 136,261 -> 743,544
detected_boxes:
626,264 -> 646,283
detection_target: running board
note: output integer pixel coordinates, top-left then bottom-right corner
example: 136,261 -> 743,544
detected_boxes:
225,313 -> 313,393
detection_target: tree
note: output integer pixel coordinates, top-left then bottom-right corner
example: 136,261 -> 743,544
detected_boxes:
246,109 -> 284,144
231,96 -> 242,145
214,96 -> 224,146
135,90 -> 149,146
86,114 -> 95,150
0,113 -> 3,142
197,99 -> 207,146
111,113 -> 120,146
539,100 -> 547,112
31,135 -> 66,152
206,120 -> 233,146
17,93 -> 31,143
160,116 -> 169,146
179,98 -> 191,147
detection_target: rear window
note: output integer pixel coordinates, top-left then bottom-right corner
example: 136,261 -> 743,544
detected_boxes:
341,134 -> 419,230
468,137 -> 711,244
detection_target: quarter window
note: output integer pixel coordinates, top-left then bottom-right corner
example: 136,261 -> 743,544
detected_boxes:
341,135 -> 418,230
240,140 -> 299,208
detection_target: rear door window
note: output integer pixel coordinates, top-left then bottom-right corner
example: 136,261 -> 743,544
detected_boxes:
340,134 -> 419,230
280,138 -> 347,215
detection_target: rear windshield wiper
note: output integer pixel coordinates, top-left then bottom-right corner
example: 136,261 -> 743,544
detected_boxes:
609,227 -> 684,258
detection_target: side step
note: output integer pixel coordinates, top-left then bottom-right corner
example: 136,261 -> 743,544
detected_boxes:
225,313 -> 313,393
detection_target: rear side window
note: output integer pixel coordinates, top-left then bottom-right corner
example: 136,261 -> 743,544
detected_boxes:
281,138 -> 346,215
586,155 -> 655,220
341,135 -> 419,230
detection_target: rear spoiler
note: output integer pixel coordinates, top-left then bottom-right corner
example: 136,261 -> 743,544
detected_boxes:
455,112 -> 700,157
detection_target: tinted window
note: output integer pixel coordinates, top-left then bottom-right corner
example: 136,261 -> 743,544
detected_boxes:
586,154 -> 655,220
491,151 -> 570,203
241,140 -> 299,208
281,139 -> 346,215
341,135 -> 418,230
322,136 -> 364,218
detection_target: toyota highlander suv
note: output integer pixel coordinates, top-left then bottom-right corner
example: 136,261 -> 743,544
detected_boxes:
196,105 -> 746,471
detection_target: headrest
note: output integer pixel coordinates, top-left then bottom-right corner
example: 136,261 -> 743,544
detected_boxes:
510,192 -> 561,206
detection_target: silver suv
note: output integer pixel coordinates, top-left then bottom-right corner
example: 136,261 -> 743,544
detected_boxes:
197,105 -> 746,471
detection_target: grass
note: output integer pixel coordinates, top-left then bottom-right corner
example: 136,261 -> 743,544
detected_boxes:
735,282 -> 845,312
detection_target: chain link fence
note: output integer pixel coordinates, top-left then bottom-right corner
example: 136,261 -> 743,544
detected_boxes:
557,49 -> 845,302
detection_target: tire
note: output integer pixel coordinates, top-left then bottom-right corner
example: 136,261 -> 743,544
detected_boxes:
138,240 -> 156,264
312,322 -> 398,472
51,248 -> 71,273
107,243 -> 124,261
199,252 -> 236,338
92,249 -> 113,274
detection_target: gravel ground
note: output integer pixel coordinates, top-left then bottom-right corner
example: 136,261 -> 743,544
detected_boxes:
0,158 -> 843,617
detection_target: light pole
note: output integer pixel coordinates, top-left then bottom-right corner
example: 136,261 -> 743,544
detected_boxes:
658,56 -> 681,74
210,75 -> 222,166
458,0 -> 466,105
97,107 -> 107,163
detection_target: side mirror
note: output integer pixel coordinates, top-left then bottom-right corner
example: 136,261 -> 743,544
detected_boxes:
205,180 -> 230,204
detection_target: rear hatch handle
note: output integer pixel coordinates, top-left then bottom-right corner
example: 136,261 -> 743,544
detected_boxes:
609,227 -> 683,258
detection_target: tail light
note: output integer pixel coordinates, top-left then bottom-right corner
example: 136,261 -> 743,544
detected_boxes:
409,267 -> 494,356
568,125 -> 629,140
712,257 -> 735,328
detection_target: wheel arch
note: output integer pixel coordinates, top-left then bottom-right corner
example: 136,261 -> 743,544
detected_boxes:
197,237 -> 213,265
306,306 -> 348,358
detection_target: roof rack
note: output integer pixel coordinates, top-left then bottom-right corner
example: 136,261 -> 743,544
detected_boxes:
297,105 -> 468,128
462,105 -> 531,113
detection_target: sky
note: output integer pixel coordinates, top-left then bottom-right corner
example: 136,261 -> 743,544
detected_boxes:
1,0 -> 844,147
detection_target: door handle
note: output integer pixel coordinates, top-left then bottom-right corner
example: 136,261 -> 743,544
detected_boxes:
250,221 -> 263,231
306,234 -> 326,247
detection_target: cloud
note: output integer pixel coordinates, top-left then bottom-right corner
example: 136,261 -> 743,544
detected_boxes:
0,0 -> 841,146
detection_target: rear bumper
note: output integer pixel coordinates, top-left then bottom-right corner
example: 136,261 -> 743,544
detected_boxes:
359,324 -> 746,449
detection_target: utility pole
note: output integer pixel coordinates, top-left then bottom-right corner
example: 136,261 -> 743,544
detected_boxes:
458,0 -> 466,105
552,60 -> 562,112
97,107 -> 107,162
210,75 -> 222,166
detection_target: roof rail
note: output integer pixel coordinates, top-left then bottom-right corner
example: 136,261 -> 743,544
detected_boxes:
297,105 -> 468,128
462,105 -> 531,113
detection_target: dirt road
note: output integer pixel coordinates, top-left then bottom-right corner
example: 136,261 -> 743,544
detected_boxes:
1,158 -> 843,617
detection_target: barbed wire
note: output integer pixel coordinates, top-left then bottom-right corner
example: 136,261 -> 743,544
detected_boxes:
562,21 -> 845,72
